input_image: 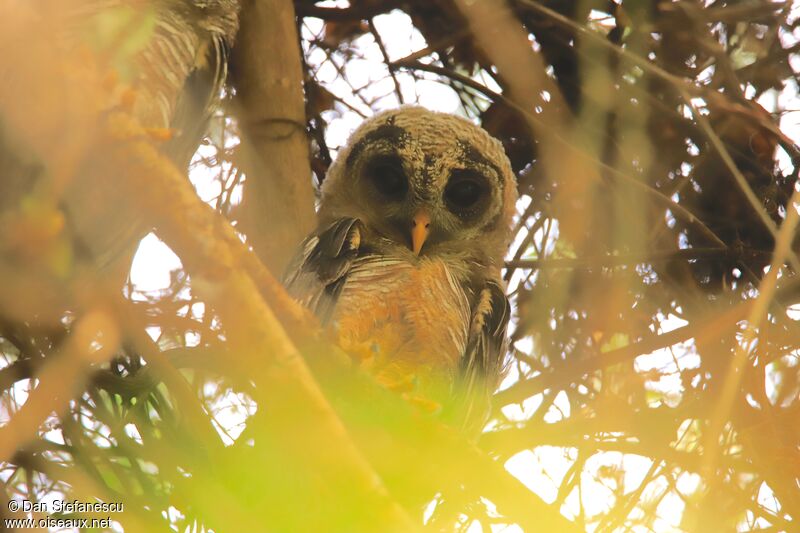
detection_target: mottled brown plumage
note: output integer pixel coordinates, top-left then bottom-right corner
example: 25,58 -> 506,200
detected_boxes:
285,106 -> 518,429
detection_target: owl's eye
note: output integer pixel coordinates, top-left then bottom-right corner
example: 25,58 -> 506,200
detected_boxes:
444,170 -> 489,214
365,156 -> 408,200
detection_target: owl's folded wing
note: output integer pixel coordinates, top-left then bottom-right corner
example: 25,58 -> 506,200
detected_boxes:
282,217 -> 365,324
450,280 -> 511,431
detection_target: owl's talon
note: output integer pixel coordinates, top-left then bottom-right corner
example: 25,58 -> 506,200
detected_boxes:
120,88 -> 138,111
402,393 -> 442,414
145,127 -> 176,142
337,336 -> 377,366
376,371 -> 415,393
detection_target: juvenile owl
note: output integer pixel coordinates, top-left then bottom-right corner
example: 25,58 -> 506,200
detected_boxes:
284,106 -> 518,429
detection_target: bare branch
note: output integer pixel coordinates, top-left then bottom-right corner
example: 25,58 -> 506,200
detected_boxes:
231,0 -> 316,275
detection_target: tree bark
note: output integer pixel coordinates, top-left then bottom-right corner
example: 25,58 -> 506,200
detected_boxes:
231,0 -> 316,276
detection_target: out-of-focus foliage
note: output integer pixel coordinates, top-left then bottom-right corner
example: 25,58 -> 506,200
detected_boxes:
1,1 -> 800,532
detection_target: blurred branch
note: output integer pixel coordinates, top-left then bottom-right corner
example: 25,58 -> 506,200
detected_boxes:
455,0 -> 569,137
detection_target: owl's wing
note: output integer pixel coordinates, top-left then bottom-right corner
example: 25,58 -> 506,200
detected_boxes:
283,217 -> 365,324
450,280 -> 511,431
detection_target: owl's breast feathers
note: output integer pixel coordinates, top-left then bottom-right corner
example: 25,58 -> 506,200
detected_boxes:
284,217 -> 510,420
333,255 -> 471,382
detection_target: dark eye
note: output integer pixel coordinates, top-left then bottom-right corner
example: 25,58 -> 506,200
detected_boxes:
444,170 -> 489,213
365,156 -> 407,200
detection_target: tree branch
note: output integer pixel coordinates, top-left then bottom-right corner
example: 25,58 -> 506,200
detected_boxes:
231,0 -> 316,275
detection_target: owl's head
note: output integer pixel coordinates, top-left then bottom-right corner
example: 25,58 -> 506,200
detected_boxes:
319,106 -> 518,268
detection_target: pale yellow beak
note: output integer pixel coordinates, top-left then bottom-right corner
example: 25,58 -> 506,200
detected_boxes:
411,209 -> 430,255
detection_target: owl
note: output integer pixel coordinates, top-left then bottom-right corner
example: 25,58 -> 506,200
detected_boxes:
284,106 -> 518,430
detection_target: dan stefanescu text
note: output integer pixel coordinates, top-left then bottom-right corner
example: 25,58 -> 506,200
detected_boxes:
11,499 -> 123,513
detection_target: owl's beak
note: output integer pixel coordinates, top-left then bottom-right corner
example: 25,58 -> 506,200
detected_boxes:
411,209 -> 431,255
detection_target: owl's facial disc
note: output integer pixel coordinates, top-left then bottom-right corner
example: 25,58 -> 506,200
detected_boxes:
319,107 -> 518,265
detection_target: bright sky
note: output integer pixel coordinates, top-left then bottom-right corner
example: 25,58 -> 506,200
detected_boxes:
128,4 -> 800,532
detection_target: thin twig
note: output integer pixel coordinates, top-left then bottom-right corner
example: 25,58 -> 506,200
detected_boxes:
368,19 -> 404,104
505,246 -> 767,270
